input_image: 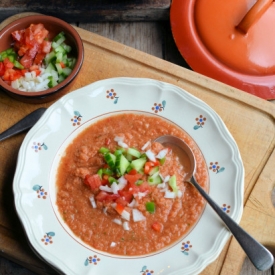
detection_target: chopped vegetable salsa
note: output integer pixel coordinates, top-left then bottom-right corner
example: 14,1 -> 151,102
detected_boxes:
56,113 -> 209,256
0,23 -> 76,91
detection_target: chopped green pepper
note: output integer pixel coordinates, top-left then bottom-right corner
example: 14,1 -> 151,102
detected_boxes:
146,202 -> 156,213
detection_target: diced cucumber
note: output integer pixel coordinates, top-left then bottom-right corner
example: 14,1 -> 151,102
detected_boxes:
148,171 -> 162,185
104,153 -> 116,169
58,74 -> 65,83
130,157 -> 146,172
148,166 -> 159,176
45,62 -> 55,73
99,147 -> 110,154
102,167 -> 114,176
54,36 -> 66,47
169,175 -> 178,194
53,31 -> 65,42
67,57 -> 76,69
108,177 -> 117,184
61,43 -> 72,53
116,154 -> 130,176
62,67 -> 72,77
126,153 -> 133,161
56,52 -> 63,63
48,76 -> 58,88
44,51 -> 56,65
97,168 -> 103,179
55,63 -> 63,75
127,147 -> 141,158
114,148 -> 124,156
55,45 -> 66,54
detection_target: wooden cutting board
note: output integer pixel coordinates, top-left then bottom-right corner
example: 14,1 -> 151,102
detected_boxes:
0,13 -> 275,275
0,0 -> 170,22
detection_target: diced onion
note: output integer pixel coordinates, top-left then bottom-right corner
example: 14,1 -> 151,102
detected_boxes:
103,207 -> 108,215
132,209 -> 146,222
134,191 -> 148,199
114,136 -> 124,142
112,218 -> 122,225
157,182 -> 166,189
164,175 -> 171,183
123,221 -> 130,230
111,182 -> 119,194
121,209 -> 130,221
100,185 -> 112,192
110,242 -> 117,247
177,190 -> 183,198
89,195 -> 97,208
164,190 -> 176,199
118,140 -> 128,148
142,140 -> 151,151
11,67 -> 54,92
128,199 -> 137,208
156,148 -> 169,159
117,176 -> 127,190
111,202 -> 117,209
145,150 -> 156,162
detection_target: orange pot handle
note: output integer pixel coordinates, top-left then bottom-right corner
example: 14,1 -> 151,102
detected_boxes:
236,0 -> 273,33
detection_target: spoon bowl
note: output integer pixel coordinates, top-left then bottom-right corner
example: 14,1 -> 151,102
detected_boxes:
155,135 -> 274,272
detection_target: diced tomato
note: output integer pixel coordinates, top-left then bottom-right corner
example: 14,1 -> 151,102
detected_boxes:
144,161 -> 160,174
128,169 -> 137,175
3,58 -> 14,69
137,181 -> 150,193
96,191 -> 119,202
20,54 -> 33,69
104,137 -> 111,146
2,68 -> 22,81
95,191 -> 108,201
151,221 -> 163,232
11,29 -> 25,43
84,174 -> 102,191
18,44 -> 29,56
33,52 -> 46,65
29,65 -> 41,76
124,173 -> 142,185
60,61 -> 66,68
20,69 -> 28,75
144,162 -> 155,174
100,174 -> 109,185
0,62 -> 5,77
117,191 -> 133,203
115,203 -> 125,214
41,40 -> 52,54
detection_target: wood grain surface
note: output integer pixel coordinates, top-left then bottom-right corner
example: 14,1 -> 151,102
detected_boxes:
0,0 -> 170,22
0,13 -> 275,275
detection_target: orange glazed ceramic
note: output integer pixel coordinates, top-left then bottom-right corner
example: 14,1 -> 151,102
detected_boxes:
170,0 -> 275,100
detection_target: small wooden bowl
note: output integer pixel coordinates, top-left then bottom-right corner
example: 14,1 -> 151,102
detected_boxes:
0,14 -> 84,103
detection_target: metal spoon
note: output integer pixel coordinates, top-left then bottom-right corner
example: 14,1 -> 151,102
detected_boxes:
0,107 -> 46,142
155,135 -> 274,272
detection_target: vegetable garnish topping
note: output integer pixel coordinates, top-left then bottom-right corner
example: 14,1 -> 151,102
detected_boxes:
83,137 -> 183,233
0,24 -> 76,91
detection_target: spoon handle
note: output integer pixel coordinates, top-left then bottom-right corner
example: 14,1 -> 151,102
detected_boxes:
0,108 -> 46,142
190,176 -> 274,271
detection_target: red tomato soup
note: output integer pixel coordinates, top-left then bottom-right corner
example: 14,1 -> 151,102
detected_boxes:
56,113 -> 208,256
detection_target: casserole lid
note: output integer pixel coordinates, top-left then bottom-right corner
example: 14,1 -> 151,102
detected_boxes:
170,0 -> 275,99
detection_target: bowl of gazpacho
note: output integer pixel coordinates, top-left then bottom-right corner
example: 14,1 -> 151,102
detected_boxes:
13,77 -> 244,275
